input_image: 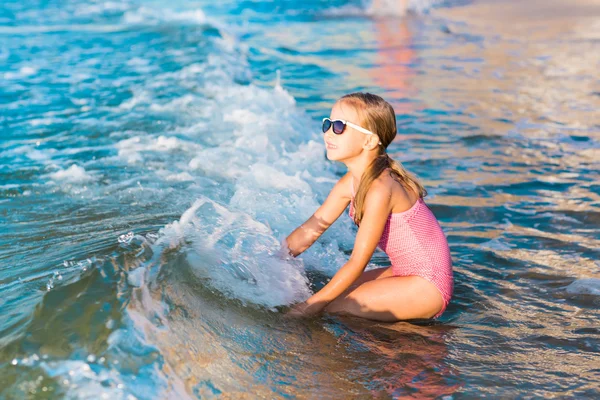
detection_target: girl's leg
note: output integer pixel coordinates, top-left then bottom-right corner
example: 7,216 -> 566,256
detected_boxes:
350,266 -> 395,288
335,267 -> 395,299
324,276 -> 444,322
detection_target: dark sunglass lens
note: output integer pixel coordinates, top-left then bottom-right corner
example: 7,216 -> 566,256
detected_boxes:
322,119 -> 332,133
332,120 -> 346,134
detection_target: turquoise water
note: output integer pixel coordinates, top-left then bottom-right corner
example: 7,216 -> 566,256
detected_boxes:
1,0 -> 600,398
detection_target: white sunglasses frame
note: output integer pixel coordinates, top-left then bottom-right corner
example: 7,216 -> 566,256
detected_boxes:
322,118 -> 382,145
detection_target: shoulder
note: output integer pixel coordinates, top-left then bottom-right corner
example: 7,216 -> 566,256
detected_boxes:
364,174 -> 393,208
373,168 -> 418,211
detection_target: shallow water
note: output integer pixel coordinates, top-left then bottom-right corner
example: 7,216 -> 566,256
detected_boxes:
1,0 -> 599,398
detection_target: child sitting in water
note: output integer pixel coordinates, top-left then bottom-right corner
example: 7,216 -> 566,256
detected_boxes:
284,93 -> 453,321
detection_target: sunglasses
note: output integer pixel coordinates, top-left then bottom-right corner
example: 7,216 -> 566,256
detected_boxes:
322,118 -> 375,136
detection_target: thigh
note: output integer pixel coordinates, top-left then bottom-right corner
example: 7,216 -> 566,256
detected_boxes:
324,276 -> 444,322
337,267 -> 395,299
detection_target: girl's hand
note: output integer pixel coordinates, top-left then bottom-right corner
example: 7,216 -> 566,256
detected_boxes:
286,302 -> 321,318
276,238 -> 294,259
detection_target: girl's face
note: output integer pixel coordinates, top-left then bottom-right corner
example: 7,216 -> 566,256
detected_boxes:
323,101 -> 367,162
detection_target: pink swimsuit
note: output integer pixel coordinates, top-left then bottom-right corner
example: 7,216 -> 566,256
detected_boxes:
349,179 -> 453,318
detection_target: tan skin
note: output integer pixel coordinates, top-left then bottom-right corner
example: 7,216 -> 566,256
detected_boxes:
284,101 -> 443,321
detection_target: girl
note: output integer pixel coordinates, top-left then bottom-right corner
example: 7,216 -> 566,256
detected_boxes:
284,93 -> 453,321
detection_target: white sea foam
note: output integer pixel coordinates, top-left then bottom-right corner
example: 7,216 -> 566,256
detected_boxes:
39,349 -> 189,399
536,212 -> 582,224
127,267 -> 145,287
74,1 -> 130,17
4,66 -> 38,80
28,117 -> 60,126
0,145 -> 56,162
126,57 -> 149,67
123,6 -> 207,26
157,60 -> 354,278
149,94 -> 196,113
167,172 -> 194,182
247,164 -> 312,192
49,165 -> 94,183
125,57 -> 154,74
565,278 -> 600,296
116,135 -> 202,164
480,237 -> 514,252
118,90 -> 150,110
142,197 -> 312,308
162,98 -> 353,287
60,364 -> 124,396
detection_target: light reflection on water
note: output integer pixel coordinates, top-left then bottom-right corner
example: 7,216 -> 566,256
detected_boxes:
1,0 -> 599,398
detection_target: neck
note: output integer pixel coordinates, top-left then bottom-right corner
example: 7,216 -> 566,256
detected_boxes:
344,151 -> 380,185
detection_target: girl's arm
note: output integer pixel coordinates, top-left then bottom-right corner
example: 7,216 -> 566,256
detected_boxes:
284,173 -> 352,257
296,180 -> 393,315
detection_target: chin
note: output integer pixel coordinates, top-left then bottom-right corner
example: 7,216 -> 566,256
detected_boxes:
326,150 -> 340,161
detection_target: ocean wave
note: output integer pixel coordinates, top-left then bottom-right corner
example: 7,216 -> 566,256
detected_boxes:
140,197 -> 312,308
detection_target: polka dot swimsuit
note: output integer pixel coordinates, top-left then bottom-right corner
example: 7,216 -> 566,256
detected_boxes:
349,179 -> 453,318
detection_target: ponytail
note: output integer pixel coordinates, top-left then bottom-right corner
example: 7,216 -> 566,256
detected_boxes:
352,152 -> 426,225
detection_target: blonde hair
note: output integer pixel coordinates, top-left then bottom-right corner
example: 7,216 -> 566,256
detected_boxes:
340,92 -> 427,225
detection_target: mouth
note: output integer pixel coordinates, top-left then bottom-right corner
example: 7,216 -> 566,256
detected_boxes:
325,141 -> 338,150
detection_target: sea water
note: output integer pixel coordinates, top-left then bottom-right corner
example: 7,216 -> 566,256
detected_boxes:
1,0 -> 599,398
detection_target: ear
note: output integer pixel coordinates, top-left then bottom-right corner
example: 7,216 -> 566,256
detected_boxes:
363,134 -> 382,151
